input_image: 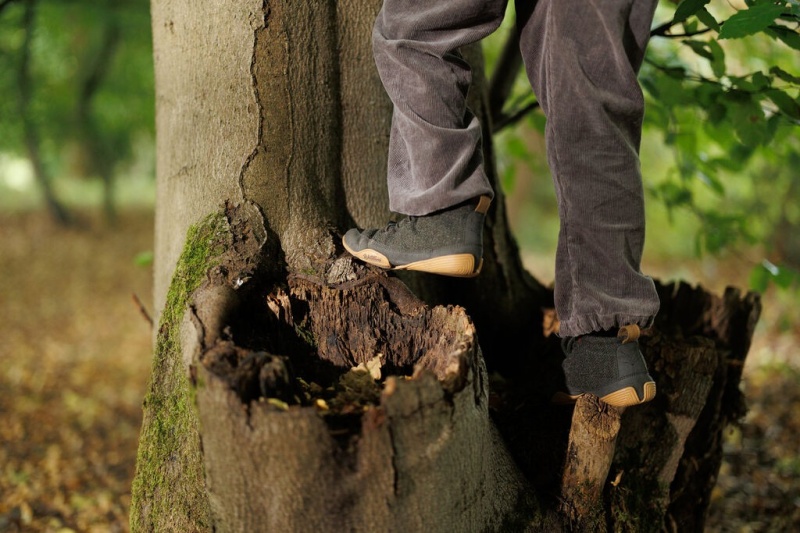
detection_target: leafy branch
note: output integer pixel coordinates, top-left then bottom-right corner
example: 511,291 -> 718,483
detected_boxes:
488,0 -> 799,132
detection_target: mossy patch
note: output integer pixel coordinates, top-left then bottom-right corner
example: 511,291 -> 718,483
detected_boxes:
129,212 -> 228,533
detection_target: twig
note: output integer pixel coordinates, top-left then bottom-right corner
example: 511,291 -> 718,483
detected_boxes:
656,28 -> 713,38
651,19 -> 680,37
133,293 -> 154,328
651,18 -> 714,38
488,24 -> 524,127
492,100 -> 540,133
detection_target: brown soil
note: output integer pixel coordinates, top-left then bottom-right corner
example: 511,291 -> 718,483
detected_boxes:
0,209 -> 797,532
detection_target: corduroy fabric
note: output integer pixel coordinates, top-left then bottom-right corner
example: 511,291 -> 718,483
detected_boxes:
372,0 -> 661,336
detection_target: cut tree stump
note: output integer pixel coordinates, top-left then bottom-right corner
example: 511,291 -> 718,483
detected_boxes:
193,263 -> 538,532
132,204 -> 761,532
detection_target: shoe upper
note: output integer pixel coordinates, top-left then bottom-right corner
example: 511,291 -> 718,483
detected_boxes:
343,196 -> 490,267
560,332 -> 653,398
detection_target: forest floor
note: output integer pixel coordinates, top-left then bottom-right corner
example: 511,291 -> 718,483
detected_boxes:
0,209 -> 798,532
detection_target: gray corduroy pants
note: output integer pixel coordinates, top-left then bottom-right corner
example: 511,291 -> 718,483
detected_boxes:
373,0 -> 661,337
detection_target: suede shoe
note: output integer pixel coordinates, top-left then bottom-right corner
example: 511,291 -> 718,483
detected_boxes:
552,325 -> 656,407
342,196 -> 490,278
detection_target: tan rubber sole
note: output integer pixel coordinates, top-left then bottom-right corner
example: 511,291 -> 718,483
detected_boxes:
343,243 -> 482,278
552,381 -> 657,408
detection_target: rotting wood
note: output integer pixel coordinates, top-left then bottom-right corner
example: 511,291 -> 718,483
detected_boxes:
192,262 -> 536,532
605,282 -> 761,533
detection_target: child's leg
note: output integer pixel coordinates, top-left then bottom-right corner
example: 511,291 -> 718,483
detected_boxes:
373,0 -> 508,216
516,0 -> 661,337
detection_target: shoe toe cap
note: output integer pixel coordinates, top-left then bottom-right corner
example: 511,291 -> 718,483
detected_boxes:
343,228 -> 371,251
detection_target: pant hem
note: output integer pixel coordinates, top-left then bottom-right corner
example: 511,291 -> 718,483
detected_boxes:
558,313 -> 656,338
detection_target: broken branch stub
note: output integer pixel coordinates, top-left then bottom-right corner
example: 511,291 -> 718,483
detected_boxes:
560,396 -> 622,530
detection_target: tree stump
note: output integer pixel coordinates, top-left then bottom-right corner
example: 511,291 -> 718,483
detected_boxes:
181,205 -> 537,532
131,204 -> 761,532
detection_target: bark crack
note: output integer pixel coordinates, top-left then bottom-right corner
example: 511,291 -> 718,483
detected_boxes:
237,0 -> 268,203
386,418 -> 400,497
284,6 -> 296,225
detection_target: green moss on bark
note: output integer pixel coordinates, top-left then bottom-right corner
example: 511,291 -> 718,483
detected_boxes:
130,212 -> 228,533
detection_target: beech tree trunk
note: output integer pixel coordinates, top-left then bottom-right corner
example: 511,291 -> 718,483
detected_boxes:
131,1 -> 762,532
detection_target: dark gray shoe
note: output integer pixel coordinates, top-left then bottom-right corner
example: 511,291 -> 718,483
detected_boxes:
552,325 -> 656,407
342,196 -> 490,278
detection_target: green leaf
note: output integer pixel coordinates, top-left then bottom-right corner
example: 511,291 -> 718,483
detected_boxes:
727,93 -> 768,145
699,211 -> 749,254
706,102 -> 728,123
719,3 -> 787,40
729,75 -> 758,92
679,159 -> 696,180
751,260 -> 800,291
657,181 -> 693,208
751,71 -> 771,90
696,7 -> 721,31
774,266 -> 799,289
694,83 -> 728,123
663,65 -> 688,79
770,66 -> 800,84
695,159 -> 726,195
766,25 -> 800,50
684,40 -> 714,61
641,75 -> 660,99
501,163 -> 517,193
673,0 -> 712,24
708,39 -> 726,77
656,73 -> 692,106
767,89 -> 800,119
134,250 -> 154,267
683,19 -> 699,34
676,129 -> 698,157
749,263 -> 771,292
506,136 -> 531,161
529,112 -> 547,135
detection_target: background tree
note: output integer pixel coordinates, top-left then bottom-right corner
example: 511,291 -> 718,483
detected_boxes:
0,0 -> 153,223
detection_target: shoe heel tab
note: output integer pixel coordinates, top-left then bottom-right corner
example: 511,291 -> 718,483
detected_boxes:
618,324 -> 641,344
475,195 -> 491,215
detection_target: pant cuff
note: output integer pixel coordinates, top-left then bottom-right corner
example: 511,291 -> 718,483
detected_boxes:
557,313 -> 656,338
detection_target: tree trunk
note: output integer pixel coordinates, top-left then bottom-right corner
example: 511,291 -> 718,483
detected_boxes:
76,18 -> 121,225
132,1 -> 762,531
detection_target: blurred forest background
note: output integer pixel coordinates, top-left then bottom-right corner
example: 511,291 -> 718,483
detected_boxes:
0,0 -> 798,531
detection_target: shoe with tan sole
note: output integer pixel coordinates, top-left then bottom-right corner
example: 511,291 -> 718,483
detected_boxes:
552,324 -> 656,408
342,196 -> 490,278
